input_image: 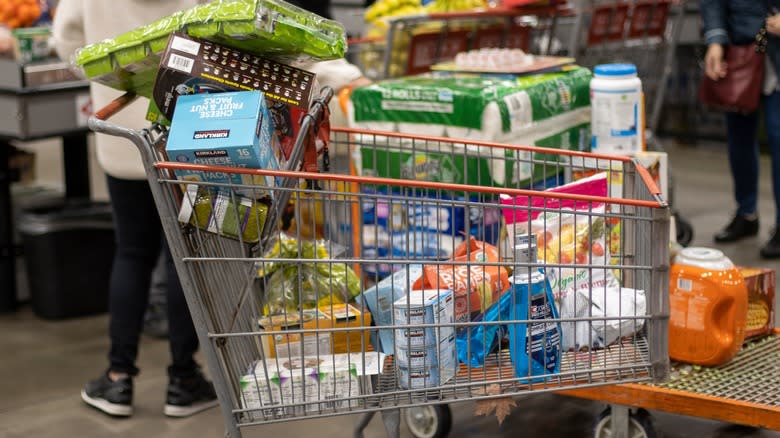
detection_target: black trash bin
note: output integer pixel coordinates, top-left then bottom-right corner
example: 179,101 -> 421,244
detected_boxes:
19,201 -> 115,319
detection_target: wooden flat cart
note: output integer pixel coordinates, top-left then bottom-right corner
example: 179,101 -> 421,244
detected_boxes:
562,330 -> 780,437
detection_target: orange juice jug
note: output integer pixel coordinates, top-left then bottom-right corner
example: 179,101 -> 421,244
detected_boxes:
669,248 -> 747,366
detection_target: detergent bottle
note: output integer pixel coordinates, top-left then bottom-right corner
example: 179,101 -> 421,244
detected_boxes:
669,248 -> 747,366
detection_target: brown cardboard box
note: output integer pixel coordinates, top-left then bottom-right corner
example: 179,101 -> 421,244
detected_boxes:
259,304 -> 373,358
739,267 -> 775,339
319,304 -> 373,354
258,309 -> 331,359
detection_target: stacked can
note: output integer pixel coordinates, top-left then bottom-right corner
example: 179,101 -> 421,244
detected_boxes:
393,289 -> 457,389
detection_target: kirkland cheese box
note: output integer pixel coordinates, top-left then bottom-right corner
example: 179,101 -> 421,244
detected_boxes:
349,67 -> 592,187
166,90 -> 278,194
148,33 -> 317,165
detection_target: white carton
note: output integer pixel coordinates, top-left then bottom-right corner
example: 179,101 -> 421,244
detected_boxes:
397,345 -> 457,390
395,332 -> 456,369
393,289 -> 455,347
240,353 -> 385,420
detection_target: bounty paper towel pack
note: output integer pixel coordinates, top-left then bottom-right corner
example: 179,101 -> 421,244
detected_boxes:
349,68 -> 592,188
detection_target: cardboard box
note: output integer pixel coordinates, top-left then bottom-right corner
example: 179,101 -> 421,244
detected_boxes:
148,33 -> 317,166
259,304 -> 373,359
258,309 -> 331,359
319,304 -> 373,354
166,90 -> 278,194
740,267 -> 775,339
240,353 -> 385,419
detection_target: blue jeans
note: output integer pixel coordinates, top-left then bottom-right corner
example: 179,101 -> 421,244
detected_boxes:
725,91 -> 780,225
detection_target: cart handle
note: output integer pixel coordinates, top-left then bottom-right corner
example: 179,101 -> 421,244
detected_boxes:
93,92 -> 138,121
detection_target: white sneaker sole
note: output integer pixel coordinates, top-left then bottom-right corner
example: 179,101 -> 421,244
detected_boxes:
81,390 -> 133,417
164,399 -> 219,418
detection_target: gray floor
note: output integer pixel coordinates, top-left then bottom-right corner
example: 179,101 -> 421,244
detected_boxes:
2,140 -> 780,438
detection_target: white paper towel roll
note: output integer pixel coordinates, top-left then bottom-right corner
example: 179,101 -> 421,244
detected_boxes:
397,122 -> 446,137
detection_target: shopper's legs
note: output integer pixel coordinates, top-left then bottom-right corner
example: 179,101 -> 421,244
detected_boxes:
163,243 -> 199,379
106,175 -> 162,376
163,245 -> 217,418
715,111 -> 761,242
725,111 -> 761,216
764,91 -> 780,225
760,91 -> 780,258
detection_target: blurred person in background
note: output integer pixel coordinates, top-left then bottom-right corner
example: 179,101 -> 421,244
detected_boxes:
53,0 -> 218,419
702,1 -> 780,258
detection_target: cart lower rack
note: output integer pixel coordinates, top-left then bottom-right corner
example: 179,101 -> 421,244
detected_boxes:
89,90 -> 670,438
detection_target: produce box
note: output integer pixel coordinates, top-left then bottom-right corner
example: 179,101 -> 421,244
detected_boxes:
74,0 -> 345,97
240,352 -> 385,419
166,90 -> 278,195
12,27 -> 50,63
147,33 -> 317,165
349,67 -> 592,188
318,304 -> 373,355
740,267 -> 775,339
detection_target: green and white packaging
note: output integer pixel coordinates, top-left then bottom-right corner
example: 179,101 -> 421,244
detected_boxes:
348,68 -> 593,187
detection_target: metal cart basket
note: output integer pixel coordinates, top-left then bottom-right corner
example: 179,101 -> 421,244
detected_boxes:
89,89 -> 670,438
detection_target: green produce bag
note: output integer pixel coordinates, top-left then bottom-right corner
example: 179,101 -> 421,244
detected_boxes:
257,234 -> 361,315
178,185 -> 269,244
74,0 -> 346,96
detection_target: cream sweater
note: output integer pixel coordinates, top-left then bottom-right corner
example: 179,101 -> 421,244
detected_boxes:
53,0 -> 361,180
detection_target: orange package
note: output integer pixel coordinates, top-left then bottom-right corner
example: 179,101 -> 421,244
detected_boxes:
412,237 -> 510,323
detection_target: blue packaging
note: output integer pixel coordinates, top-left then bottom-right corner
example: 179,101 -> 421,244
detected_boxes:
166,90 -> 278,195
508,269 -> 561,381
361,188 -> 502,278
359,265 -> 423,353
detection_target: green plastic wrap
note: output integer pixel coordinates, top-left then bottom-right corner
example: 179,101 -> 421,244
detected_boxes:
178,186 -> 268,244
75,0 -> 346,96
257,234 -> 361,315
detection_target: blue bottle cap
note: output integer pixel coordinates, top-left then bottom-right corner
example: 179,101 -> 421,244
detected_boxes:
594,63 -> 638,76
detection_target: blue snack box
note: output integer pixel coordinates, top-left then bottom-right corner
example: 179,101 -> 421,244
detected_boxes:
166,90 -> 278,195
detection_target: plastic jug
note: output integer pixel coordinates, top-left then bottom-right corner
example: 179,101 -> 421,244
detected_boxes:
669,248 -> 747,366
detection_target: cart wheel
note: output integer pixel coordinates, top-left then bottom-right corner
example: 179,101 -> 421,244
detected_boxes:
593,407 -> 656,438
675,212 -> 694,247
403,405 -> 452,438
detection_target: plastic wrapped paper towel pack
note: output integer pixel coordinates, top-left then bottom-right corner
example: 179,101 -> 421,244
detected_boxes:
348,68 -> 592,187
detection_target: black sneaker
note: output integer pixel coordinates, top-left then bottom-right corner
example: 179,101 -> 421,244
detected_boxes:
164,370 -> 219,417
81,372 -> 133,417
714,214 -> 759,243
761,229 -> 780,259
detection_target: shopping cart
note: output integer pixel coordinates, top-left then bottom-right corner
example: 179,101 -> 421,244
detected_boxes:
349,4 -> 566,81
563,0 -> 695,246
89,89 -> 670,438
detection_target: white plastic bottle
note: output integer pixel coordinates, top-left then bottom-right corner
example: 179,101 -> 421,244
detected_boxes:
590,63 -> 643,155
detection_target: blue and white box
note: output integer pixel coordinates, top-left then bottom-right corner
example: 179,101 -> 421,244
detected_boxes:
166,90 -> 279,195
397,345 -> 457,389
395,332 -> 456,369
359,265 -> 424,353
393,289 -> 455,348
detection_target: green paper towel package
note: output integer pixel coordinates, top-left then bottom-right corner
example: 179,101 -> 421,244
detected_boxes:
349,68 -> 592,188
74,0 -> 345,96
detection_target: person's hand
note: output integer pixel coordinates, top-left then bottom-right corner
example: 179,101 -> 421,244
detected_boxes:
705,43 -> 727,81
0,27 -> 14,58
767,14 -> 780,37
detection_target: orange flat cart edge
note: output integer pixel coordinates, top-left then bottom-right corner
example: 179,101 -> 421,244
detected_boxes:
560,329 -> 780,430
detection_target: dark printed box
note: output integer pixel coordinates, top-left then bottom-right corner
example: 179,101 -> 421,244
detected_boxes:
148,32 -> 317,165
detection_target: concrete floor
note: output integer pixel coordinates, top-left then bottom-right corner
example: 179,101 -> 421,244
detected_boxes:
2,139 -> 780,438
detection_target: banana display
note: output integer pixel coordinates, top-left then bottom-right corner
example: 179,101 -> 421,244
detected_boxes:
365,0 -> 487,25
